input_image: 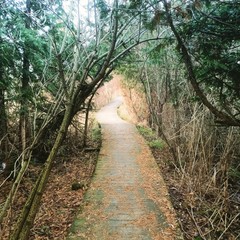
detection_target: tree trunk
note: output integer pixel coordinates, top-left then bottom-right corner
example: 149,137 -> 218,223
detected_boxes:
82,80 -> 103,148
82,94 -> 94,148
11,103 -> 74,240
0,46 -> 8,162
163,0 -> 240,127
20,0 -> 31,157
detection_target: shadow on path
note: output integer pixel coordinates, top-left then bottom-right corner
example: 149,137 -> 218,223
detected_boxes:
67,97 -> 182,240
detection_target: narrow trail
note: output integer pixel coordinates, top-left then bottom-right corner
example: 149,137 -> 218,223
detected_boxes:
67,97 -> 182,240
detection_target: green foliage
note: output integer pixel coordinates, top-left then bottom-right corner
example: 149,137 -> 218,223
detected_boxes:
229,168 -> 240,180
194,236 -> 203,240
91,123 -> 102,142
148,139 -> 164,149
96,0 -> 110,19
179,1 -> 240,114
137,125 -> 155,138
116,53 -> 142,82
129,0 -> 143,9
137,125 -> 165,150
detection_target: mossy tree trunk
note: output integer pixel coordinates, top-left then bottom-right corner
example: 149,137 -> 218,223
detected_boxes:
11,103 -> 74,240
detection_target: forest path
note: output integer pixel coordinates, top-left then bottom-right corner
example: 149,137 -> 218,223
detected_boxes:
67,97 -> 182,240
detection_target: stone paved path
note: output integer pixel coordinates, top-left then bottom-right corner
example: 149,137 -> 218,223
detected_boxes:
67,97 -> 182,240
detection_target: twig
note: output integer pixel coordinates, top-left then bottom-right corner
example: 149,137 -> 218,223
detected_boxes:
187,207 -> 207,240
217,212 -> 240,240
177,217 -> 191,239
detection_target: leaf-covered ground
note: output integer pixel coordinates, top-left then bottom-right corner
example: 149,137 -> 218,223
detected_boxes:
0,121 -> 100,240
30,150 -> 99,239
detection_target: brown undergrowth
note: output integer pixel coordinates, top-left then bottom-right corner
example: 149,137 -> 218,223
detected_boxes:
0,113 -> 100,239
136,121 -> 240,240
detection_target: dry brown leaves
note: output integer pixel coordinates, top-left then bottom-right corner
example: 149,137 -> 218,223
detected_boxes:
135,135 -> 181,240
0,138 -> 99,240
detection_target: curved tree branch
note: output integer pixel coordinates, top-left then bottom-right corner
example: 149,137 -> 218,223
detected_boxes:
163,0 -> 240,126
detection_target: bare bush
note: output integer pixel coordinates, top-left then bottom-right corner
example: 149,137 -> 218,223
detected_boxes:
161,99 -> 240,239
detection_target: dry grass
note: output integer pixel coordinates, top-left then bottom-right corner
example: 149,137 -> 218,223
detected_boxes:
152,101 -> 240,240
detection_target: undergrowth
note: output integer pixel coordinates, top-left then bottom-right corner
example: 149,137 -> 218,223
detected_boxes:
0,112 -> 100,239
91,122 -> 102,142
137,125 -> 165,150
152,103 -> 240,240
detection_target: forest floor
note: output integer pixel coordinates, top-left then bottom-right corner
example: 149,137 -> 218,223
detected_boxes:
0,114 -> 101,240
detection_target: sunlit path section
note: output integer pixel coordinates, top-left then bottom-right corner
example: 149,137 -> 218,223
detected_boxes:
67,97 -> 183,240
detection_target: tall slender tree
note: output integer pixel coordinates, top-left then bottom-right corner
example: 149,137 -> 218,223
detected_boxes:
0,37 -> 8,163
19,0 -> 31,160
